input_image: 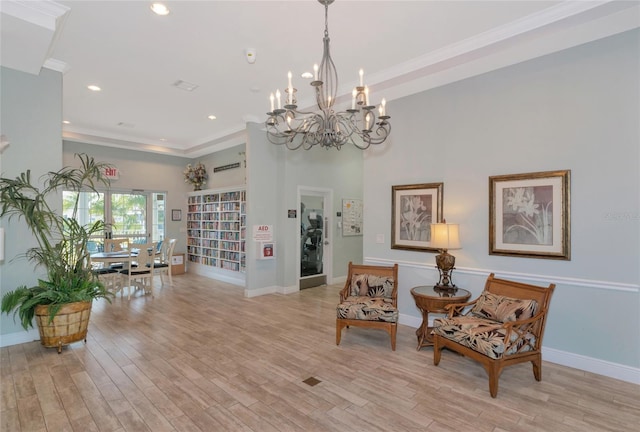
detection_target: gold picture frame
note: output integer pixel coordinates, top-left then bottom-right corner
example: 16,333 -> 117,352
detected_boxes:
391,183 -> 443,252
489,170 -> 571,260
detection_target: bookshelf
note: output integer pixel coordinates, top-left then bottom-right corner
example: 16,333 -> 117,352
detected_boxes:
187,187 -> 246,285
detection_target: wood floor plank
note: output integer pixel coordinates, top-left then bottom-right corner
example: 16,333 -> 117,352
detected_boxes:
16,394 -> 45,431
42,409 -> 74,432
1,407 -> 21,431
204,403 -> 254,432
2,273 -> 638,432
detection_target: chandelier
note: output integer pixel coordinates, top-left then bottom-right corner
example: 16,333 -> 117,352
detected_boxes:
265,0 -> 391,151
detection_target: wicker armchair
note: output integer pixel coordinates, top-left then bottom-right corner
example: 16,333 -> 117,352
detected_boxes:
432,273 -> 555,397
336,262 -> 399,350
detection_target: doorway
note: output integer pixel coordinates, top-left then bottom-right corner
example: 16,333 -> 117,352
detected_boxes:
299,188 -> 332,289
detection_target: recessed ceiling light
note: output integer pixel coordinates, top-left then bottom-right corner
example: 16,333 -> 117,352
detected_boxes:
207,115 -> 217,120
150,3 -> 170,16
160,138 -> 167,141
87,85 -> 101,92
301,72 -> 313,79
62,120 -> 70,124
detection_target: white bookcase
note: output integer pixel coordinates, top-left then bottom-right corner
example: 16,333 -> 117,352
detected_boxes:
186,187 -> 246,285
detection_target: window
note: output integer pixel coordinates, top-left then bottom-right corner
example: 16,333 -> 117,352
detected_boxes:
63,190 -> 166,248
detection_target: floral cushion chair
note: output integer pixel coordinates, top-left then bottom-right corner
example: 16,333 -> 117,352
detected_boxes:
336,262 -> 399,350
432,273 -> 555,397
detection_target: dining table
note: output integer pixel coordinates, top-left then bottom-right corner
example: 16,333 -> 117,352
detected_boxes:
90,249 -> 140,269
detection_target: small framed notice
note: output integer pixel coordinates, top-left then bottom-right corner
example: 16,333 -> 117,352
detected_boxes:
342,199 -> 363,236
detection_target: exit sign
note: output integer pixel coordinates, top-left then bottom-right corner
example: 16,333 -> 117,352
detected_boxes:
103,166 -> 119,180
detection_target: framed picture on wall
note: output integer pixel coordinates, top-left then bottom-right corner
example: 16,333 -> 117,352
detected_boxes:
489,170 -> 571,260
171,209 -> 182,221
391,183 -> 443,251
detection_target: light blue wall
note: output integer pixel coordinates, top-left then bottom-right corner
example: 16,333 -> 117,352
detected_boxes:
196,144 -> 246,190
0,67 -> 63,338
363,30 -> 640,372
62,141 -> 193,254
245,122 -> 364,293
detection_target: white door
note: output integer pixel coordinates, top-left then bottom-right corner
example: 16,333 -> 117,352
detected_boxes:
299,187 -> 332,289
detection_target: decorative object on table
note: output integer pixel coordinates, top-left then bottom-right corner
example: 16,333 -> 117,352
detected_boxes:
432,273 -> 556,398
265,0 -> 390,150
183,162 -> 208,191
430,222 -> 461,290
391,183 -> 443,251
0,153 -> 114,353
489,170 -> 570,260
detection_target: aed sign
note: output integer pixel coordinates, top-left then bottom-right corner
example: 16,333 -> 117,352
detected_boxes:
252,225 -> 273,242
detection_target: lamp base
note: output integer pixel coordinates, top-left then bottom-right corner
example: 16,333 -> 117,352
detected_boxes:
434,250 -> 456,288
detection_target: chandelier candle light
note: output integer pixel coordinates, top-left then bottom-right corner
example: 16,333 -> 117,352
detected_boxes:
266,0 -> 391,150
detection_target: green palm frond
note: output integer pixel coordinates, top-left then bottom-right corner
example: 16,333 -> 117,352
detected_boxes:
0,153 -> 115,330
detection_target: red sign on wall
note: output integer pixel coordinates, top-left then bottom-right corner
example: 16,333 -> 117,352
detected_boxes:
103,166 -> 119,180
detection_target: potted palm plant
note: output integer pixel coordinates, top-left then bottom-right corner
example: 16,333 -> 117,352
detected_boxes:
0,153 -> 114,353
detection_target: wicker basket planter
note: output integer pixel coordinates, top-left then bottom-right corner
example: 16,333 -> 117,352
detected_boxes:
34,301 -> 92,353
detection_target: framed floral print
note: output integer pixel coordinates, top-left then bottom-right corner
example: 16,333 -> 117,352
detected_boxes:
489,170 -> 570,260
391,183 -> 443,252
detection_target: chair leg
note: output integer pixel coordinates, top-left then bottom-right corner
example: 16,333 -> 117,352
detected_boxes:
487,362 -> 501,398
433,336 -> 442,365
390,325 -> 397,351
126,274 -> 133,300
336,320 -> 343,346
532,354 -> 542,381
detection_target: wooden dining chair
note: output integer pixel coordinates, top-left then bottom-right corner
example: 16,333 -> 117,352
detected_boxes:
104,238 -> 130,270
152,238 -> 177,286
118,242 -> 156,300
87,253 -> 121,296
104,238 -> 129,252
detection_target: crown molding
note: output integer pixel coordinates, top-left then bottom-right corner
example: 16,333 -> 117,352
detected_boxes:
0,0 -> 69,31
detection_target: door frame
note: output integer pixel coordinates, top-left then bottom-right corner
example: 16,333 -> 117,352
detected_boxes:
297,186 -> 333,287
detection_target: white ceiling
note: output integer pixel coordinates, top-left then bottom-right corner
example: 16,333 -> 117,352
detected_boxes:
2,0 -> 639,157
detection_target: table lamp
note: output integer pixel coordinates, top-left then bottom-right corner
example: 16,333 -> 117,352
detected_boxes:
430,222 -> 461,290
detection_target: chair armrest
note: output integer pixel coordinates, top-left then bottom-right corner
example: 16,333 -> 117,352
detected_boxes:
500,311 -> 547,353
339,280 -> 351,302
444,299 -> 478,317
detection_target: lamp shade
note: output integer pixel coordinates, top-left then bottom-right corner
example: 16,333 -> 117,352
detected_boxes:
430,223 -> 461,250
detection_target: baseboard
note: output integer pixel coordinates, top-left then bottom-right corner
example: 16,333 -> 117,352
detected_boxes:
0,328 -> 40,348
280,285 -> 299,295
331,275 -> 347,285
398,312 -> 639,386
244,285 -> 277,297
542,347 -> 640,385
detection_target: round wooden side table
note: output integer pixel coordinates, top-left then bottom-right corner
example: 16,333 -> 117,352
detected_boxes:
410,285 -> 471,350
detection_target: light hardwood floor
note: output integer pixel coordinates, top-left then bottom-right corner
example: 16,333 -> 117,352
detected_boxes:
2,273 -> 638,432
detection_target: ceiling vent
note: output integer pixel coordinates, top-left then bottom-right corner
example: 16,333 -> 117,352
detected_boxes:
172,80 -> 199,91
